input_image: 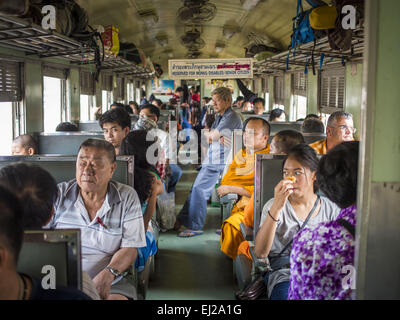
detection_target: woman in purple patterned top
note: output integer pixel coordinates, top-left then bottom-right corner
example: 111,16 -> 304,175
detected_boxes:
288,141 -> 359,300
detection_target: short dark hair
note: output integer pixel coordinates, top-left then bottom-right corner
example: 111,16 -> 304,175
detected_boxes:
176,87 -> 184,93
153,99 -> 163,107
301,118 -> 325,133
243,117 -> 271,136
120,130 -> 159,204
140,104 -> 161,121
0,164 -> 58,229
317,141 -> 359,208
13,135 -> 37,153
0,185 -> 24,265
305,114 -> 320,120
283,144 -> 319,192
78,138 -> 116,163
253,97 -> 265,106
272,130 -> 305,154
99,108 -> 131,130
56,122 -> 79,132
269,108 -> 286,122
236,96 -> 244,101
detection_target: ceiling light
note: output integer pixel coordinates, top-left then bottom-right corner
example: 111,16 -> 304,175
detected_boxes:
215,42 -> 225,53
241,0 -> 261,11
138,9 -> 159,27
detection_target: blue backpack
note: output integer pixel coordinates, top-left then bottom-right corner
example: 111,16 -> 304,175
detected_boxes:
287,0 -> 327,72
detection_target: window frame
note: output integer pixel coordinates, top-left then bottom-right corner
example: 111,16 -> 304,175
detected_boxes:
318,67 -> 346,114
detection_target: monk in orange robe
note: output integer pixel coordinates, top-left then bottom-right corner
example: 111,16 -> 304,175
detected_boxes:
218,118 -> 270,259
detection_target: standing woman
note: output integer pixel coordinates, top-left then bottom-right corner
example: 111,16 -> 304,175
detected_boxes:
254,144 -> 340,300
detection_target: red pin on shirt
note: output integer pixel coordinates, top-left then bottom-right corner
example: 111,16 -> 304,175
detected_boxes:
96,217 -> 108,229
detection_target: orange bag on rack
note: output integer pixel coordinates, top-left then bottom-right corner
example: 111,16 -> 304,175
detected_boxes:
101,25 -> 120,56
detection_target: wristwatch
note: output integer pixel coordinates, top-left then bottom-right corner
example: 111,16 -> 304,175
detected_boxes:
105,266 -> 126,279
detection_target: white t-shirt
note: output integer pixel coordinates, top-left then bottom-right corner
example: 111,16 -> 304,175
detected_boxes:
259,196 -> 340,298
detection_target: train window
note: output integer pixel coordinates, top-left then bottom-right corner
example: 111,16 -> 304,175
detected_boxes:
0,102 -> 13,155
80,95 -> 96,121
264,92 -> 270,111
319,68 -> 345,114
290,95 -> 307,121
43,76 -> 65,132
127,81 -> 135,102
102,90 -> 113,113
274,75 -> 284,107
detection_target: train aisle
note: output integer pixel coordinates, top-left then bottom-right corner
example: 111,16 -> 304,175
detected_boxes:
147,163 -> 235,300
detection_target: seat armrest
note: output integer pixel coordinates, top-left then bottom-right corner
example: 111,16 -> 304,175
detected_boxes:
220,193 -> 238,204
249,245 -> 270,270
239,222 -> 253,241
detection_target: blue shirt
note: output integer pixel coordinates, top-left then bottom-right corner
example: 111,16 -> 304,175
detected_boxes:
204,107 -> 243,166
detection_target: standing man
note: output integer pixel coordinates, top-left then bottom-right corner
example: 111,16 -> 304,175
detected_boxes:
309,111 -> 355,154
175,87 -> 243,237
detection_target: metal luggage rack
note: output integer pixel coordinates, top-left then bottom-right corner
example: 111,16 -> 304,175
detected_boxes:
0,14 -> 154,79
253,27 -> 364,75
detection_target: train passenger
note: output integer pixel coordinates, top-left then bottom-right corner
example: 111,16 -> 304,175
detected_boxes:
233,96 -> 244,109
289,141 -> 359,300
129,101 -> 139,115
0,163 -> 100,300
242,100 -> 252,112
175,87 -> 243,237
305,113 -> 320,120
310,111 -> 355,154
252,98 -> 266,115
0,185 -> 91,300
219,118 -> 270,259
301,118 -> 325,134
236,130 -> 306,260
99,108 -> 131,155
134,106 -> 167,180
47,139 -> 146,300
11,134 -> 37,156
254,144 -> 340,300
56,122 -> 79,132
120,131 -> 164,272
139,104 -> 182,193
152,99 -> 163,108
269,108 -> 287,122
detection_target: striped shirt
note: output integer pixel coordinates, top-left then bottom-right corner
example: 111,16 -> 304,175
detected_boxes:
48,179 -> 146,279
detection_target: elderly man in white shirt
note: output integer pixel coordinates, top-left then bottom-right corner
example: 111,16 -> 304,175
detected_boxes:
48,138 -> 146,300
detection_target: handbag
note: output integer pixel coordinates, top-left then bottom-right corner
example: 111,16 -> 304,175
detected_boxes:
235,274 -> 267,300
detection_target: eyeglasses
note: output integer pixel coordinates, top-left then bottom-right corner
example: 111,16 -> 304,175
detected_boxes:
329,125 -> 357,134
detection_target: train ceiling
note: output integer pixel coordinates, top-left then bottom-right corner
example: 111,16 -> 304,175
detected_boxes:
76,0 -> 312,73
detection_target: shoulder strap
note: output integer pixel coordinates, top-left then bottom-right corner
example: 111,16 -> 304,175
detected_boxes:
277,195 -> 320,257
336,218 -> 355,238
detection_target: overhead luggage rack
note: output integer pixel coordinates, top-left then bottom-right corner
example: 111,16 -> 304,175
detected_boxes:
253,28 -> 364,75
0,14 -> 154,79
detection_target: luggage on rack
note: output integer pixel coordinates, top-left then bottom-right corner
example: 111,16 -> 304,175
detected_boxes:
0,0 -> 29,16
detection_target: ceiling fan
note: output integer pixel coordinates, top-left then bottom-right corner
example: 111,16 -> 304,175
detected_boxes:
177,0 -> 217,24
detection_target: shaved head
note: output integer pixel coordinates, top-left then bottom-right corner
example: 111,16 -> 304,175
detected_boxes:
12,135 -> 37,155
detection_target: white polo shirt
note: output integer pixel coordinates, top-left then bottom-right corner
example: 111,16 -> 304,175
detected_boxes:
48,179 -> 146,279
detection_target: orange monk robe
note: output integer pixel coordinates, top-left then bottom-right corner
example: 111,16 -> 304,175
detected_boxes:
220,146 -> 269,259
236,192 -> 254,261
309,138 -> 327,155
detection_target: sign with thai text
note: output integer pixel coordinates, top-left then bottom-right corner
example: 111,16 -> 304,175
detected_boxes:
168,58 -> 253,79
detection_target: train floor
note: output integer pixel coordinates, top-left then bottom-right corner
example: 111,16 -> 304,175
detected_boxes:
147,163 -> 237,300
